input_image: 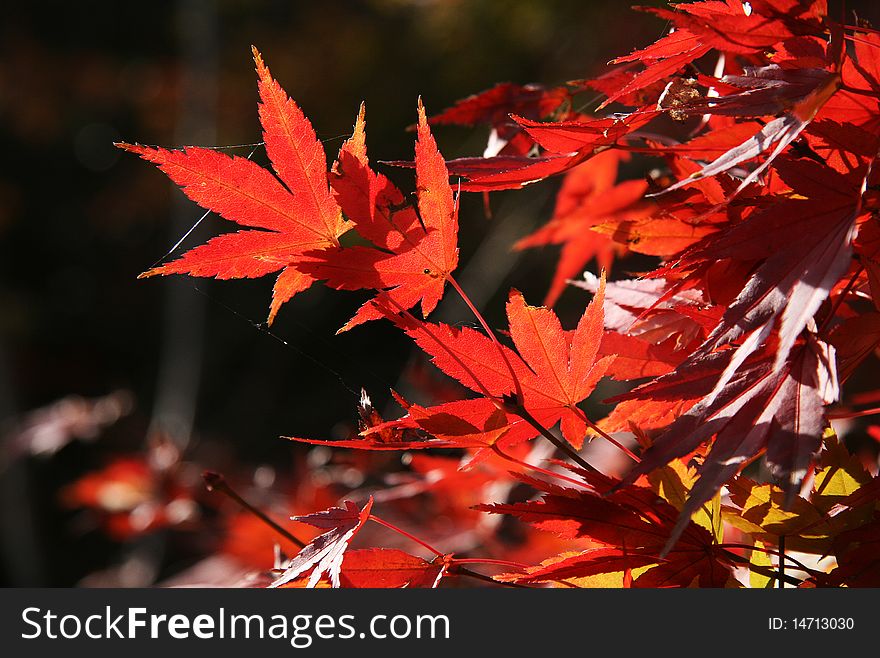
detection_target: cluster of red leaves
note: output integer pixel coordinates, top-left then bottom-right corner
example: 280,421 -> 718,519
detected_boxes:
121,0 -> 880,587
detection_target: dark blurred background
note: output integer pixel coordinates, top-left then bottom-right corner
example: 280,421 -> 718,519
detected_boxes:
3,1 -> 877,587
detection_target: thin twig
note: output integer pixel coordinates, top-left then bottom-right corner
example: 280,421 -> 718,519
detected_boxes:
819,266 -> 862,335
722,550 -> 803,587
827,404 -> 880,420
579,412 -> 641,462
202,471 -> 305,548
717,542 -> 822,578
452,557 -> 529,570
778,535 -> 786,589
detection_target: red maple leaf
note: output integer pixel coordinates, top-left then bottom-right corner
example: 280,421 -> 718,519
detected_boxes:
367,275 -> 612,453
119,48 -> 347,324
299,100 -> 459,331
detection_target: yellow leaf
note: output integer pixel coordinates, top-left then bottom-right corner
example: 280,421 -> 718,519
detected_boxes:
727,477 -> 823,536
812,428 -> 871,507
561,566 -> 654,588
648,458 -> 722,540
749,541 -> 773,589
725,473 -> 873,555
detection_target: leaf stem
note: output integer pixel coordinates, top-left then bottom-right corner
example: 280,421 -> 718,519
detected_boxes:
202,471 -> 305,548
446,274 -> 524,404
826,404 -> 880,419
490,444 -> 590,488
818,265 -> 862,335
511,403 -> 599,474
369,514 -> 445,558
451,566 -> 534,588
451,557 -> 529,569
382,296 -> 504,409
839,83 -> 880,98
576,409 -> 641,463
